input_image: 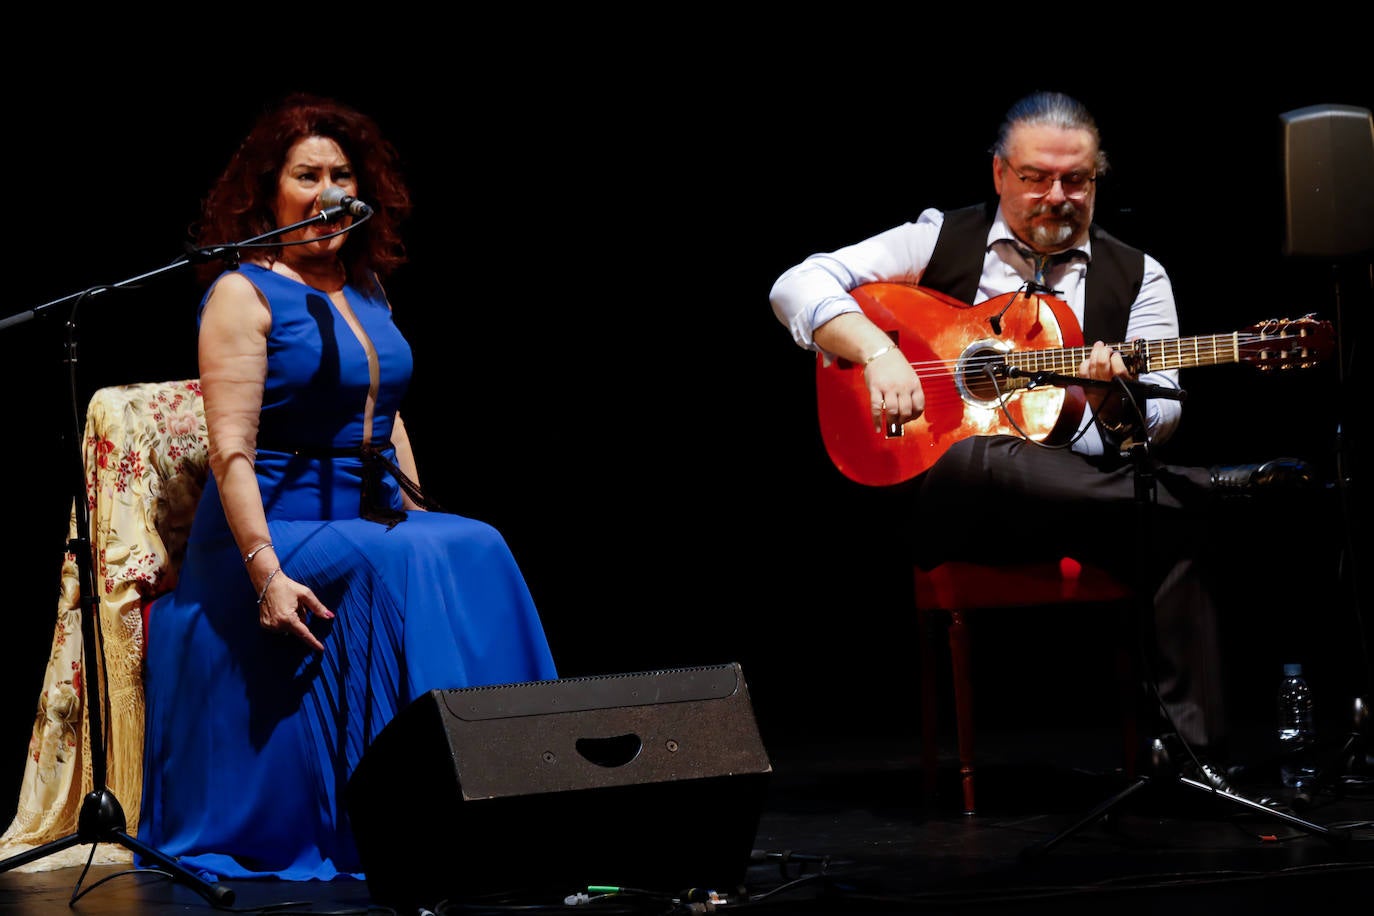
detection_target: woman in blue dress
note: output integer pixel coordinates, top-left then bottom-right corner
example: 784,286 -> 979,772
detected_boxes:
139,93 -> 558,882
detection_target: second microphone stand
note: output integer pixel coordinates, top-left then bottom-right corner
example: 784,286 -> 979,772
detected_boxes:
1006,373 -> 1350,860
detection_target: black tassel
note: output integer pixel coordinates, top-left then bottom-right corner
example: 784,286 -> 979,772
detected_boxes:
359,444 -> 408,529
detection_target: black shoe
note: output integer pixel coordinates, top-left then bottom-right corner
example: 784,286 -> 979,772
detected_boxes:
1181,759 -> 1288,810
1183,758 -> 1241,793
1210,457 -> 1315,494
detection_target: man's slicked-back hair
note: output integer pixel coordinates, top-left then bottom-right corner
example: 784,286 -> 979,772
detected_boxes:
990,91 -> 1110,175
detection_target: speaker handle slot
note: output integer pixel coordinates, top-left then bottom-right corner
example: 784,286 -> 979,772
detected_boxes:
575,734 -> 643,768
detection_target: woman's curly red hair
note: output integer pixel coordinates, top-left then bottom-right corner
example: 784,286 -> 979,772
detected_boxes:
190,92 -> 411,293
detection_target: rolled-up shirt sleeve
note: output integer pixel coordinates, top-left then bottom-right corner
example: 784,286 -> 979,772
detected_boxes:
768,211 -> 943,364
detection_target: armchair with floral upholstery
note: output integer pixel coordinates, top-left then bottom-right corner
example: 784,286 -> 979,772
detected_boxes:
0,380 -> 207,871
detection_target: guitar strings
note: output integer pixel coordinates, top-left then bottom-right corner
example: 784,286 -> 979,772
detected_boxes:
882,326 -> 1320,416
894,327 -> 1323,379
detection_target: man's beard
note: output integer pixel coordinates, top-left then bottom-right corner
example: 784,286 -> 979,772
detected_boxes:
1026,199 -> 1088,249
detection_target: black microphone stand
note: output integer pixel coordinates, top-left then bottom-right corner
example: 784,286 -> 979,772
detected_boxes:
0,209 -> 352,905
1005,372 -> 1351,860
1291,256 -> 1372,809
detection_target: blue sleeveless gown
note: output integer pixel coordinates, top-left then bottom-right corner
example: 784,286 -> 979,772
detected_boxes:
139,264 -> 558,881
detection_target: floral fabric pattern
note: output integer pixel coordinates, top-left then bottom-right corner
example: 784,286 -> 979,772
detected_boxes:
0,380 -> 207,870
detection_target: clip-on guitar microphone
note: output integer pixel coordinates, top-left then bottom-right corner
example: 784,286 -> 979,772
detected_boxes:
989,281 -> 1059,335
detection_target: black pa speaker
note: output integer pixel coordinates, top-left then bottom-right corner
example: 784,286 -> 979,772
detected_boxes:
345,662 -> 772,909
1280,103 -> 1374,258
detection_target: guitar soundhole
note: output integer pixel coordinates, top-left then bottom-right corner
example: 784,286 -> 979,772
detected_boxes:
957,340 -> 1016,405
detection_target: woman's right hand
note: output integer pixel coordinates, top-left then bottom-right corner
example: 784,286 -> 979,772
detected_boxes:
257,571 -> 335,652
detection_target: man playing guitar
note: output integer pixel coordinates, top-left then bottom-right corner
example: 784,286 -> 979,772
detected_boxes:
769,90 -> 1319,803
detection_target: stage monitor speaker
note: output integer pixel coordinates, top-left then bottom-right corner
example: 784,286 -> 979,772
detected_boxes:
345,662 -> 772,909
1280,103 -> 1374,258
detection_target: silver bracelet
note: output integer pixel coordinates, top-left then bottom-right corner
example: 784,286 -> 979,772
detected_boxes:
863,344 -> 896,366
256,567 -> 282,606
244,541 -> 275,564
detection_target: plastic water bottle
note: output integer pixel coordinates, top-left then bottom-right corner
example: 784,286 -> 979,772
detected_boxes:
1276,663 -> 1318,789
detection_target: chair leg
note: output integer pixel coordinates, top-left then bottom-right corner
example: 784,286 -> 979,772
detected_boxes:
919,606 -> 939,805
948,609 -> 976,815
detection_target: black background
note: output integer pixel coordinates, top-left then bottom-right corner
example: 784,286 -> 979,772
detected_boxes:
3,32 -> 1371,827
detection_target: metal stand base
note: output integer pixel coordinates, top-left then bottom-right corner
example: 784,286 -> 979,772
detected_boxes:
0,789 -> 234,906
1020,737 -> 1351,862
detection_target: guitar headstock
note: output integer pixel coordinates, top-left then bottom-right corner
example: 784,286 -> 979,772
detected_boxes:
1239,314 -> 1334,370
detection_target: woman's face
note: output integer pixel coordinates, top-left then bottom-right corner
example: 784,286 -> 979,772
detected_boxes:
273,135 -> 359,259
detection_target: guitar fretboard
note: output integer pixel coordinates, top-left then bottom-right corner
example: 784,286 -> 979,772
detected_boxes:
1007,327 -> 1324,375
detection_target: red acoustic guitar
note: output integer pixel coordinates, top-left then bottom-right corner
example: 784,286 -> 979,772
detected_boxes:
816,283 -> 1334,487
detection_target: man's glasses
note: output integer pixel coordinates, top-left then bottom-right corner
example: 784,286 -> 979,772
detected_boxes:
1009,165 -> 1096,200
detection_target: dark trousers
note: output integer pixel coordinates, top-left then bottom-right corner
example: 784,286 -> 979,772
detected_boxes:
905,435 -> 1226,753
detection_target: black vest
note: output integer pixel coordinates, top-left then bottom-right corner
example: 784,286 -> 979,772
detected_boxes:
919,201 -> 1144,344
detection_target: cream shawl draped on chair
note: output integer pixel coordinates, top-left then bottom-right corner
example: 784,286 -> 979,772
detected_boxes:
0,380 -> 207,871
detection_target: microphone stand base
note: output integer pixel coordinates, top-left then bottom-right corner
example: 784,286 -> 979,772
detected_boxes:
0,789 -> 235,907
1020,737 -> 1351,862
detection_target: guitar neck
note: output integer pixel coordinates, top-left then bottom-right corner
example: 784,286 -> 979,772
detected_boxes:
1018,333 -> 1246,376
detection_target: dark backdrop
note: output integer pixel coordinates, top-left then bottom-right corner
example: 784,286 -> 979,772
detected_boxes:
3,38 -> 1370,828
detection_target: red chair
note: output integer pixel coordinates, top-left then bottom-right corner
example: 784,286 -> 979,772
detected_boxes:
915,556 -> 1139,815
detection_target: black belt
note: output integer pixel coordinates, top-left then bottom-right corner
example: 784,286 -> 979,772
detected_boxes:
257,441 -> 443,527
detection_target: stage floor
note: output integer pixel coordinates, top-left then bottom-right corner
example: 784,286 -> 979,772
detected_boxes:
2,724 -> 1371,915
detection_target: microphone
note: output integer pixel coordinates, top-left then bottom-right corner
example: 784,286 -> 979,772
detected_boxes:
319,186 -> 373,219
988,289 -> 1025,335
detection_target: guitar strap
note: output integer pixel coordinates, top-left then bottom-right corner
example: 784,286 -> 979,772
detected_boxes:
919,201 -> 1144,343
